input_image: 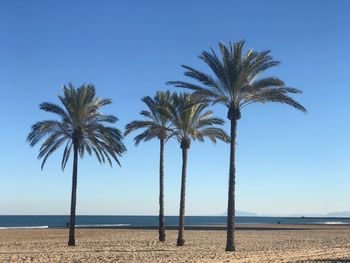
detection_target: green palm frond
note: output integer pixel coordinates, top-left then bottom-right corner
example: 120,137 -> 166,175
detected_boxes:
27,84 -> 126,170
166,92 -> 229,147
124,90 -> 173,144
168,40 -> 306,118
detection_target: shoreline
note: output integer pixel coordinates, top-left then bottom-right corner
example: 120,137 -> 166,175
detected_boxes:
2,223 -> 350,231
63,223 -> 350,231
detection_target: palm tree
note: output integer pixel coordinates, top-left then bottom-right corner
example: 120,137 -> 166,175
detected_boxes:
166,93 -> 229,246
124,91 -> 173,242
168,40 -> 307,251
27,84 -> 126,246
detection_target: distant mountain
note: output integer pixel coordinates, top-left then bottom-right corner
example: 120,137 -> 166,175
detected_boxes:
325,211 -> 350,217
221,210 -> 258,216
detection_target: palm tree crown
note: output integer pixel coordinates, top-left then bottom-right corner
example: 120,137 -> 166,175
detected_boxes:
27,84 -> 126,169
124,90 -> 173,143
167,93 -> 229,148
168,40 -> 306,119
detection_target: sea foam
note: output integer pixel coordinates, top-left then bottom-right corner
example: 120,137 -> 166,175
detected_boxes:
0,226 -> 49,230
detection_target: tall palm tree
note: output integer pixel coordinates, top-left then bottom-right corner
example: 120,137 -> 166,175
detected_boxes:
27,84 -> 126,246
168,40 -> 307,251
167,93 -> 229,246
124,91 -> 173,242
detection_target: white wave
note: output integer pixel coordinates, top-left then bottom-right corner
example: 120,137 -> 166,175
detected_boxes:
75,224 -> 130,228
323,221 -> 345,224
0,226 -> 49,230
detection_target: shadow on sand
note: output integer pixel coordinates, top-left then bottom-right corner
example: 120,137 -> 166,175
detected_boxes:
303,259 -> 350,263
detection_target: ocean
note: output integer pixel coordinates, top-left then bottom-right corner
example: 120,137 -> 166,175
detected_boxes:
0,215 -> 349,229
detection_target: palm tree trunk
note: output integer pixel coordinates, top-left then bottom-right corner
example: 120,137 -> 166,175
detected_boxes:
177,146 -> 188,246
158,138 -> 166,242
226,118 -> 237,251
68,142 -> 78,246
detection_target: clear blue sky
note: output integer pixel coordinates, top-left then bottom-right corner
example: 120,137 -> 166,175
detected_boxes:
1,0 -> 349,216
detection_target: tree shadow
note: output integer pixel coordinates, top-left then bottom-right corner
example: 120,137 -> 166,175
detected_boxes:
304,259 -> 350,263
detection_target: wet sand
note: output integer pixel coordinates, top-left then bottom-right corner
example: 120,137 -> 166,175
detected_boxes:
1,224 -> 350,262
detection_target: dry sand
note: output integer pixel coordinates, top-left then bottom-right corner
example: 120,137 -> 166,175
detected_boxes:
1,225 -> 350,262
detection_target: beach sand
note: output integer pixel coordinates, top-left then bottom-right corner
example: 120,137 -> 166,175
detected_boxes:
1,225 -> 350,262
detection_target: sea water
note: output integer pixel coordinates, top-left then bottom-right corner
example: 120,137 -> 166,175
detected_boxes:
0,215 -> 349,229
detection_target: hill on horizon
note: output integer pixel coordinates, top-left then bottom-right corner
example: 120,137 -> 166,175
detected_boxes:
221,210 -> 258,216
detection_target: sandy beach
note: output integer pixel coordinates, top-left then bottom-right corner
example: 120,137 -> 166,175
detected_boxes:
1,225 -> 350,262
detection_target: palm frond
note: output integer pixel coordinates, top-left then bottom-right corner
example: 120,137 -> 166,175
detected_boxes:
245,88 -> 307,112
40,102 -> 71,122
168,40 -> 306,116
28,84 -> 126,170
61,140 -> 72,170
166,92 -> 229,147
125,91 -> 173,144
